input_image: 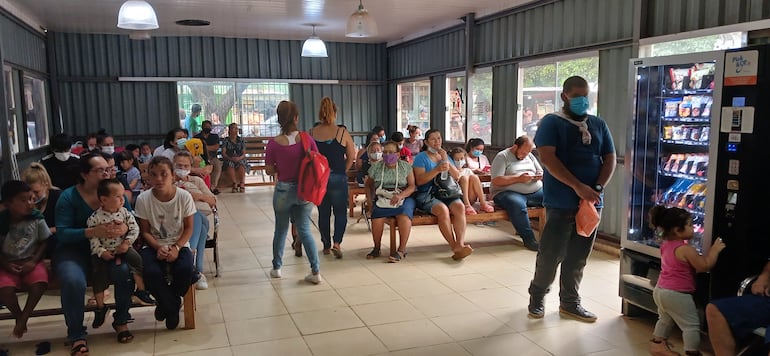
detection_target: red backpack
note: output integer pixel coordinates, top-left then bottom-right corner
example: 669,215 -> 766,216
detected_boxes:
298,131 -> 330,205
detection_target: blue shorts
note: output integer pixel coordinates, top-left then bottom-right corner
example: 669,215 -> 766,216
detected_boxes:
371,197 -> 416,219
711,294 -> 770,344
413,191 -> 461,213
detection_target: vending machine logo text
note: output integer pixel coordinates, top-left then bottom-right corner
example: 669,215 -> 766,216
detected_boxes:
731,55 -> 751,74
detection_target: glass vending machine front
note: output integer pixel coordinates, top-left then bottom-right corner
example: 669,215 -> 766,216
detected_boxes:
624,55 -> 720,258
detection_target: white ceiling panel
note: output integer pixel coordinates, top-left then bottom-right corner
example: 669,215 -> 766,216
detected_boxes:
7,0 -> 537,43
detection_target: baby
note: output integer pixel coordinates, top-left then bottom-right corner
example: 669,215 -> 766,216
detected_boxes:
87,179 -> 153,328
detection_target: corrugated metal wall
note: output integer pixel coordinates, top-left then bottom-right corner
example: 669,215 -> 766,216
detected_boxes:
430,75 -> 447,135
289,84 -> 386,138
644,0 -> 770,38
475,0 -> 634,65
0,13 -> 46,73
490,63 -> 518,147
388,27 -> 466,80
50,32 -> 387,144
597,45 -> 635,236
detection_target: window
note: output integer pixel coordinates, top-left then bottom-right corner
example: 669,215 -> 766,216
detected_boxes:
22,75 -> 49,150
3,67 -> 20,156
469,70 -> 493,144
518,55 -> 599,138
397,80 -> 430,134
640,32 -> 745,58
446,75 -> 465,142
177,81 -> 289,138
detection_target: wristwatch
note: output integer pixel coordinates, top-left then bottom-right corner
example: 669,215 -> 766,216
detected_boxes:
593,184 -> 604,193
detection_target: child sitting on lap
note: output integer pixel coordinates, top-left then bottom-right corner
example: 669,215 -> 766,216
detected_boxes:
88,179 -> 154,330
0,180 -> 51,338
449,147 -> 494,215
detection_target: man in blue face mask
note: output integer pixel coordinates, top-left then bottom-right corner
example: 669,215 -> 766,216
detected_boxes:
527,75 -> 616,323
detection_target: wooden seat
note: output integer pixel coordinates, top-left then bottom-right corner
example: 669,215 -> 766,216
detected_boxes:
243,136 -> 275,186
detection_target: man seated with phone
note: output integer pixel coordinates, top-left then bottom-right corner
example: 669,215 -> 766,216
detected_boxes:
490,135 -> 545,251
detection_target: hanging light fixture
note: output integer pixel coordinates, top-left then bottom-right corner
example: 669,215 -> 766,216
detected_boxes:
346,0 -> 378,38
117,0 -> 159,30
301,25 -> 328,58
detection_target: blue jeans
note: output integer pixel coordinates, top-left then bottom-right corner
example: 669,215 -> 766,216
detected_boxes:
318,173 -> 348,249
493,189 -> 544,244
54,244 -> 133,343
528,208 -> 598,306
273,182 -> 320,273
140,247 -> 194,316
189,211 -> 210,274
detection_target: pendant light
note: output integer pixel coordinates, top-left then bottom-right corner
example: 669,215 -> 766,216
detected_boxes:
301,25 -> 328,58
117,0 -> 159,30
346,0 -> 378,38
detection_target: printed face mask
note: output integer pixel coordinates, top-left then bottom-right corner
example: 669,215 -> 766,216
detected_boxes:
54,152 -> 71,161
383,153 -> 399,165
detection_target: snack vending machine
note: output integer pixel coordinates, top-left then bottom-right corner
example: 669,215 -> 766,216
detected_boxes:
620,51 -> 723,315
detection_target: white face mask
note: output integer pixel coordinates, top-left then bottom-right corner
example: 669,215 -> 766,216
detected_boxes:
398,144 -> 404,150
101,146 -> 114,154
370,152 -> 383,161
174,168 -> 190,178
87,145 -> 97,151
54,152 -> 71,161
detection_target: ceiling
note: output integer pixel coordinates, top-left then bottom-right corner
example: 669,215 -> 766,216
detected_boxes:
6,0 -> 537,45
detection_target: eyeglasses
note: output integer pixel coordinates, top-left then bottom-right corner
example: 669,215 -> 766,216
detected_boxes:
91,167 -> 117,175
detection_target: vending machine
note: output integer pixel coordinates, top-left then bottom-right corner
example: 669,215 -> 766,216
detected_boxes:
620,51 -> 724,315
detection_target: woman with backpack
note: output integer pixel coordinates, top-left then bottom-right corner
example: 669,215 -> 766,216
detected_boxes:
265,101 -> 322,284
310,97 -> 356,259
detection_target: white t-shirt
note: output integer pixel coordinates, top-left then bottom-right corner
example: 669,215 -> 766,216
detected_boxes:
87,207 -> 140,256
176,176 -> 214,214
134,187 -> 196,247
489,148 -> 544,197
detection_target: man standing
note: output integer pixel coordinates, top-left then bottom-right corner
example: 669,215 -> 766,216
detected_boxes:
490,135 -> 544,252
195,120 -> 222,194
527,76 -> 616,323
185,104 -> 202,138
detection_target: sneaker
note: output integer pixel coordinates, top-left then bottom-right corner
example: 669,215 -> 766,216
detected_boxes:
165,310 -> 180,330
304,272 -> 322,285
649,339 -> 680,356
195,273 -> 209,290
527,296 -> 545,319
212,188 -> 220,195
154,306 -> 165,321
559,304 -> 597,323
523,239 -> 540,252
270,269 -> 282,278
133,290 -> 156,305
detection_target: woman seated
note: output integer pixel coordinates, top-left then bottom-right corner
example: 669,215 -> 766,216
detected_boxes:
221,123 -> 249,193
355,132 -> 381,171
173,151 -> 216,290
135,156 -> 197,330
449,147 -> 495,215
21,163 -> 61,256
356,141 -> 382,187
465,138 -> 491,174
365,141 -> 416,262
412,129 -> 472,260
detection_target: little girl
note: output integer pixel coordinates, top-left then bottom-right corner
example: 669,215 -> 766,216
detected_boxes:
648,205 -> 726,356
449,147 -> 494,215
0,180 -> 50,338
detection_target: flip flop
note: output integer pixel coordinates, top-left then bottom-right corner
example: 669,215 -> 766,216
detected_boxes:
69,341 -> 88,356
465,205 -> 478,215
479,204 -> 495,213
388,251 -> 406,263
366,248 -> 380,259
113,323 -> 134,344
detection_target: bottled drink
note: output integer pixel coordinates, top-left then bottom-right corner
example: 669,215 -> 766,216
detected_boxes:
440,160 -> 448,180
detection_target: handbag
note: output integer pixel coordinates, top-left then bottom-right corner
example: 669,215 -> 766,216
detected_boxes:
375,163 -> 404,209
432,170 -> 464,200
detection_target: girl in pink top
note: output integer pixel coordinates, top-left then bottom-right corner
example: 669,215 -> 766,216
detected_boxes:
648,206 -> 725,356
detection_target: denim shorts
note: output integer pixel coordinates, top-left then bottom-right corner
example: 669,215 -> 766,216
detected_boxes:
413,191 -> 461,213
711,294 -> 770,344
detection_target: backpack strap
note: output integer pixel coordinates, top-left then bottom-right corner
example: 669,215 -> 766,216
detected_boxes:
300,131 -> 312,154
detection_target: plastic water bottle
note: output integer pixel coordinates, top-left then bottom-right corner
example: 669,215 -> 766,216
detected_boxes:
440,160 -> 448,180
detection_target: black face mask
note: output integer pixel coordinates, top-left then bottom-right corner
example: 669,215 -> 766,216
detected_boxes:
202,128 -> 212,134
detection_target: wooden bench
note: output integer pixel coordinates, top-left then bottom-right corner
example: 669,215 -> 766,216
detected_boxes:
384,206 -> 545,256
0,267 -> 197,329
243,136 -> 275,186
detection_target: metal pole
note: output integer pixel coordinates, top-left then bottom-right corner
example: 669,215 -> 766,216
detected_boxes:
464,13 -> 476,140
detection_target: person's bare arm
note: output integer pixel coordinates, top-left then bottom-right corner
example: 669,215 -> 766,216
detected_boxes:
596,152 -> 617,188
343,130 -> 357,171
675,238 -> 725,273
752,260 -> 770,296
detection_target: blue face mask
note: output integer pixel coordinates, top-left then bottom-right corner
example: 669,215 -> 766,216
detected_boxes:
472,150 -> 483,158
568,96 -> 590,116
176,138 -> 188,149
379,136 -> 386,143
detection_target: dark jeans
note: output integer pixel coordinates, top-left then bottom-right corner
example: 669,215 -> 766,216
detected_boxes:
91,246 -> 143,293
140,247 -> 194,317
493,189 -> 544,244
528,208 -> 598,306
54,244 -> 133,343
318,173 -> 348,249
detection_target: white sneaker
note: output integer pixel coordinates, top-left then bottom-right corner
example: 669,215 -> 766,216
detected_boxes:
270,269 -> 282,278
304,272 -> 322,284
195,274 -> 209,290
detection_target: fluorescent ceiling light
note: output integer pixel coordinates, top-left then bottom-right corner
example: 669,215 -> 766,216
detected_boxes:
117,1 -> 159,30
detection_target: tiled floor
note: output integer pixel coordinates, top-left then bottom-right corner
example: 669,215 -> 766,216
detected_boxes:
0,186 -> 694,355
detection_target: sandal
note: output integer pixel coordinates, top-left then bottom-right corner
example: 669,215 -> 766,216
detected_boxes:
451,245 -> 474,261
92,306 -> 108,328
366,248 -> 380,259
112,323 -> 134,344
70,341 -> 89,356
388,251 -> 406,263
232,184 -> 238,193
465,205 -> 478,215
239,183 -> 246,193
479,204 -> 495,213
